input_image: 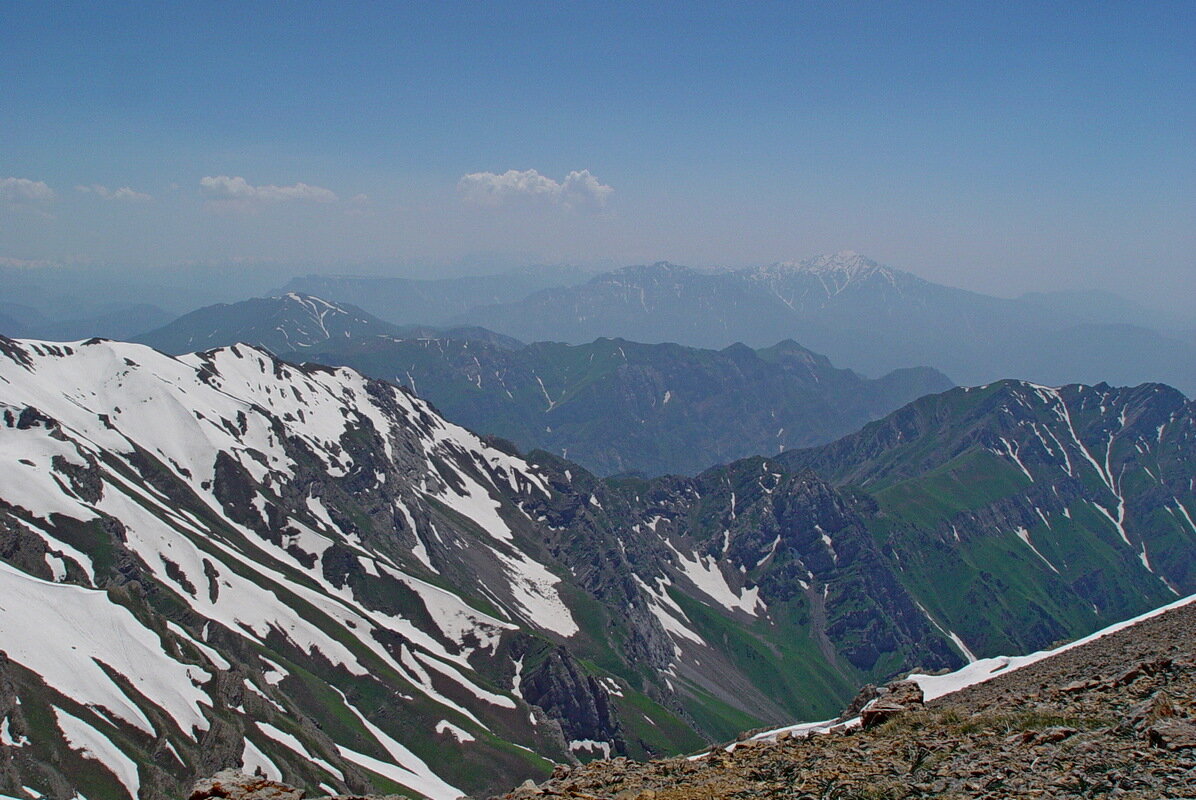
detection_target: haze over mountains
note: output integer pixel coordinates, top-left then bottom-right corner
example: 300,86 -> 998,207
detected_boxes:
454,252 -> 1196,394
4,251 -> 1191,394
278,266 -> 594,328
0,333 -> 1192,798
136,293 -> 953,476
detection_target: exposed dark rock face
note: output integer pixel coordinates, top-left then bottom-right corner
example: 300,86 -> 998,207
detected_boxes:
518,646 -> 625,753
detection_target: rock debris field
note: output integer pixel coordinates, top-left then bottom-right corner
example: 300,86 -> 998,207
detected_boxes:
493,599 -> 1196,799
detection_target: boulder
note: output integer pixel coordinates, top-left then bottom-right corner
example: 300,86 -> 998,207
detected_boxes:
860,699 -> 909,729
1148,720 -> 1196,750
189,770 -> 305,800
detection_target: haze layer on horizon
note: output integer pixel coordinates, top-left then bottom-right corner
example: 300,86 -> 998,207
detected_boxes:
1,2 -> 1192,315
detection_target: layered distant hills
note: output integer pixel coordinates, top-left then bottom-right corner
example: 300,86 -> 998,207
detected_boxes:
1,334 -> 1191,799
0,300 -> 172,342
3,252 -> 1191,394
451,253 -> 1196,394
136,293 -> 953,476
277,266 -> 594,327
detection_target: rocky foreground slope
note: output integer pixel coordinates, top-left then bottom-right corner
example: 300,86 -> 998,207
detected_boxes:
493,596 -> 1196,799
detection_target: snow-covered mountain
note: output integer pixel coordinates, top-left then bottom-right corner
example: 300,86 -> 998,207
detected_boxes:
749,251 -> 924,306
135,294 -> 401,355
1,335 -> 1191,799
0,336 -> 581,799
0,335 -> 960,799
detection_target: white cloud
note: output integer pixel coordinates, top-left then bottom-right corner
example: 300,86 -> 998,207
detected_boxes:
199,175 -> 338,211
458,169 -> 613,211
1,177 -> 55,213
76,184 -> 153,202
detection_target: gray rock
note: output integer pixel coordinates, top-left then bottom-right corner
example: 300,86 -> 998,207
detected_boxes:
189,770 -> 305,800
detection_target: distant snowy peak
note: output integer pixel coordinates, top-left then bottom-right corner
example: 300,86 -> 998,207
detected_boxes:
755,252 -> 907,287
774,251 -> 880,274
136,293 -> 401,355
610,261 -> 700,281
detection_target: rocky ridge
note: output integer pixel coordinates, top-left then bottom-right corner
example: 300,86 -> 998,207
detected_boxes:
0,335 -> 1192,799
137,296 -> 953,478
490,596 -> 1196,799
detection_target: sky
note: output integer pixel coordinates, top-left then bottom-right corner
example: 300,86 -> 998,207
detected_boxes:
1,1 -> 1193,312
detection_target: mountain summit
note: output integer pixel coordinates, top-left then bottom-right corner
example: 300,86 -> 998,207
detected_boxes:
136,293 -> 401,355
763,250 -> 894,279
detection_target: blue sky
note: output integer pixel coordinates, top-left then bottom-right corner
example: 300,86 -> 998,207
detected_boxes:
1,2 -> 1192,309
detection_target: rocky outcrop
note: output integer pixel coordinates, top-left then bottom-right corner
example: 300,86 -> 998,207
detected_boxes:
517,646 -> 625,755
187,770 -> 414,800
858,679 -> 924,728
189,771 -> 304,800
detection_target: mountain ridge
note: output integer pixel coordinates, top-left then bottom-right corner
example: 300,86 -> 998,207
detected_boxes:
137,294 -> 955,476
452,254 -> 1196,394
0,336 -> 1192,799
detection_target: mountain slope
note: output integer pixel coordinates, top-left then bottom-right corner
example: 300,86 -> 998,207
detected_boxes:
1,337 -> 1190,799
456,252 -> 1196,393
0,336 -> 961,800
136,294 -> 403,355
496,593 -> 1196,799
780,379 -> 1196,657
292,334 -> 953,476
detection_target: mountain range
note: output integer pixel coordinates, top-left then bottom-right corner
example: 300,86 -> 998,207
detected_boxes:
135,293 -> 953,476
276,266 -> 593,328
453,252 -> 1196,394
0,301 -> 173,344
0,334 -> 1191,799
5,252 -> 1190,396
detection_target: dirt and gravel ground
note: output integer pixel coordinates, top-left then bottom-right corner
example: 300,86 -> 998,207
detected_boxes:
491,601 -> 1196,799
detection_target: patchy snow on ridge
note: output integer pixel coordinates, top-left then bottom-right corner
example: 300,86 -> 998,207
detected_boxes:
53,707 -> 141,800
0,560 -> 210,736
0,335 -> 586,796
665,540 -> 764,617
909,593 -> 1196,701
